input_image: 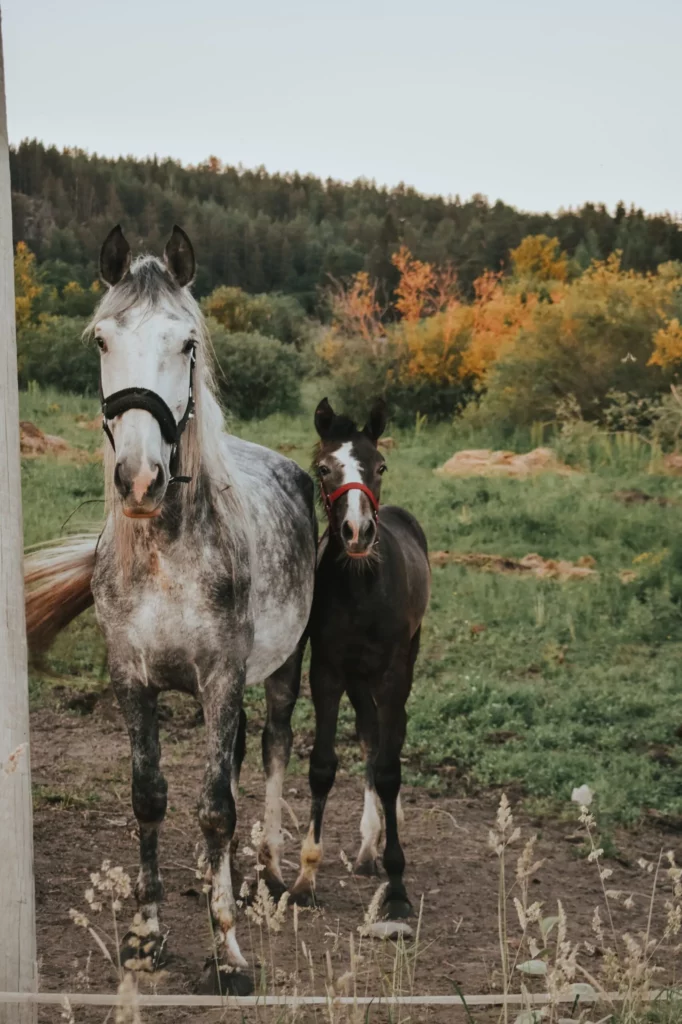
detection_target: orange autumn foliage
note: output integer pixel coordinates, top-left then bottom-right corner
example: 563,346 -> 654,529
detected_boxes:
326,270 -> 383,348
391,246 -> 458,322
319,238 -> 682,426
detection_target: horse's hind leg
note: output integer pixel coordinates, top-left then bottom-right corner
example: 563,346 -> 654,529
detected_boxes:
347,687 -> 381,877
259,645 -> 303,897
374,631 -> 420,921
228,708 -> 247,889
374,700 -> 411,920
114,681 -> 168,971
229,708 -> 247,853
291,654 -> 343,906
197,670 -> 253,996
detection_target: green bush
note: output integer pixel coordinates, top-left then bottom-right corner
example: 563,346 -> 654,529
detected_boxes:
325,318 -> 477,428
202,286 -> 309,347
17,316 -> 96,393
331,348 -> 475,427
210,325 -> 303,420
478,259 -> 682,427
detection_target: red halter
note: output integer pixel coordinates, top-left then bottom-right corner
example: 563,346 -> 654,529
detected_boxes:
321,481 -> 380,526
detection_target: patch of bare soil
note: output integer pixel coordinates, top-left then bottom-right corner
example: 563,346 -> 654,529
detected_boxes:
430,551 -> 597,581
662,454 -> 682,475
20,421 -> 98,463
31,698 -> 681,1023
613,489 -> 675,507
75,414 -> 103,432
435,448 -> 575,479
20,421 -> 72,457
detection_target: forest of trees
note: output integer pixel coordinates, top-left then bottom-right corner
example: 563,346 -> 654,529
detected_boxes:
11,139 -> 682,312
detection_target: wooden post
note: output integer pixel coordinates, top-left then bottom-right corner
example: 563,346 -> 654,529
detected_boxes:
0,9 -> 38,1023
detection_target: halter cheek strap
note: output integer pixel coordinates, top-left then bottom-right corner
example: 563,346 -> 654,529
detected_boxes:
99,347 -> 196,483
321,481 -> 380,526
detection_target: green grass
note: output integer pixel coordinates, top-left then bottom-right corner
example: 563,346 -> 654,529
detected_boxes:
20,382 -> 682,825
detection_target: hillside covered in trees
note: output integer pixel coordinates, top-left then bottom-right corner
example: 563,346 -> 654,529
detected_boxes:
11,139 -> 682,311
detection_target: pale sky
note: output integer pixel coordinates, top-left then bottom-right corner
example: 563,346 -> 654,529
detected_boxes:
3,0 -> 681,216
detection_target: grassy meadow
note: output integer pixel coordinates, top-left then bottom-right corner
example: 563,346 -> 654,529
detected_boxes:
20,383 -> 682,827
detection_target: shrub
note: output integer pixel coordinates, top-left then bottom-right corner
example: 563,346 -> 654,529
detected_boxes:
479,255 -> 682,426
210,325 -> 303,420
202,286 -> 309,347
17,316 -> 96,393
323,309 -> 477,426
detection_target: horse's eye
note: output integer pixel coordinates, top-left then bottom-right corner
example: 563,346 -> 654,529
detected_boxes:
183,339 -> 196,355
318,465 -> 331,478
96,338 -> 107,353
378,464 -> 388,475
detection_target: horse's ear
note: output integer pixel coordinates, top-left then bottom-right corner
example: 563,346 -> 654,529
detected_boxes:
363,398 -> 388,444
164,225 -> 196,287
99,225 -> 131,287
314,397 -> 336,439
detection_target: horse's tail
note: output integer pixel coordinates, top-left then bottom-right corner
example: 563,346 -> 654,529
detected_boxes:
24,534 -> 98,656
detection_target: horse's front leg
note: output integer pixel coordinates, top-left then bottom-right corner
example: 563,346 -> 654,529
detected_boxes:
197,669 -> 253,996
113,679 -> 168,971
258,645 -> 304,897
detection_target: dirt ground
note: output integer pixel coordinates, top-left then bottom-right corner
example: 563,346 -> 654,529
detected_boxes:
31,688 -> 682,1024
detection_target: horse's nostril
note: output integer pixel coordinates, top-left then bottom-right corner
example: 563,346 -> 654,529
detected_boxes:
114,461 -> 127,495
362,520 -> 376,543
341,520 -> 355,543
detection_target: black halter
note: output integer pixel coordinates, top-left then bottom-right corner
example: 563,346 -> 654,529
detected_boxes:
99,346 -> 196,483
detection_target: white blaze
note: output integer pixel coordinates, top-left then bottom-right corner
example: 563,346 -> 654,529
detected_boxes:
335,442 -> 365,522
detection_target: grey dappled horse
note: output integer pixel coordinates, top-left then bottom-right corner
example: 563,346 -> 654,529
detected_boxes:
24,226 -> 316,994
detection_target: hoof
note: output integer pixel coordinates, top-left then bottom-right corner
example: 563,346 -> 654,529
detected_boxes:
263,875 -> 288,902
196,959 -> 254,996
289,886 -> 320,909
120,930 -> 168,973
366,920 -> 414,941
381,896 -> 413,921
354,857 -> 380,878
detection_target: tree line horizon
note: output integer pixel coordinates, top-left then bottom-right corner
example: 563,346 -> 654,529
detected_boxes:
11,139 -> 682,312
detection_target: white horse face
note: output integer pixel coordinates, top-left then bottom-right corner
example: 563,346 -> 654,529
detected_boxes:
96,225 -> 197,518
96,307 -> 197,516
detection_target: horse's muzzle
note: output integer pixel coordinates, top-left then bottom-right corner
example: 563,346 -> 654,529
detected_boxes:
341,517 -> 377,557
115,458 -> 166,517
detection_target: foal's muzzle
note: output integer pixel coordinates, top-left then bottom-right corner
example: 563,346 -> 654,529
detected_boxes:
341,517 -> 377,557
321,480 -> 380,558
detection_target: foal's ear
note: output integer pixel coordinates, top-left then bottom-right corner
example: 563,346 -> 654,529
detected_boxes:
99,225 -> 131,287
164,225 -> 196,287
363,398 -> 388,444
314,397 -> 336,439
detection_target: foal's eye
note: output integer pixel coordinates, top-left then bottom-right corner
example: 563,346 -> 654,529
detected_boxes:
318,465 -> 331,478
378,464 -> 388,475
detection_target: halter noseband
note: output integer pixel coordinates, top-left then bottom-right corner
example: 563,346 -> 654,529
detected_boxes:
321,481 -> 380,526
99,346 -> 196,483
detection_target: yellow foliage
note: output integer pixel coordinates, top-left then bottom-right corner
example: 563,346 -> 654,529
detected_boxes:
510,234 -> 568,283
649,319 -> 682,368
319,242 -> 682,426
14,241 -> 43,330
394,305 -> 472,385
